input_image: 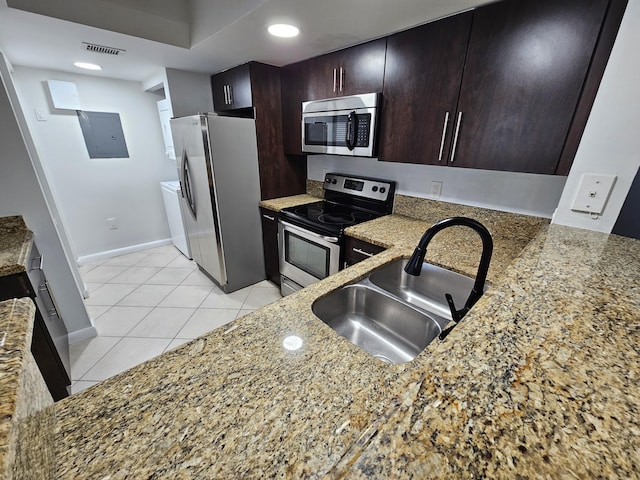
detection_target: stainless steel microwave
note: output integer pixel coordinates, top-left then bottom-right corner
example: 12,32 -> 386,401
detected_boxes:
301,92 -> 380,157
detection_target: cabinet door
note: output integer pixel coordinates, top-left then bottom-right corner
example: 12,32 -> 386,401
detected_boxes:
379,13 -> 472,164
259,208 -> 280,284
337,38 -> 387,96
211,72 -> 230,111
211,63 -> 253,111
303,38 -> 387,100
157,98 -> 175,160
343,236 -> 385,268
451,0 -> 609,174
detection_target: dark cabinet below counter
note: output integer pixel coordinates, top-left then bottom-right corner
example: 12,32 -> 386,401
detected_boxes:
0,241 -> 70,400
344,236 -> 385,268
259,207 -> 280,285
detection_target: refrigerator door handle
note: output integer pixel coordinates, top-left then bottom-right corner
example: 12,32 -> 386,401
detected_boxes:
181,149 -> 197,218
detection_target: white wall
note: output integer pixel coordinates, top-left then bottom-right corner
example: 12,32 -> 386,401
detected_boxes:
308,156 -> 566,218
0,52 -> 93,337
12,66 -> 178,258
553,0 -> 640,232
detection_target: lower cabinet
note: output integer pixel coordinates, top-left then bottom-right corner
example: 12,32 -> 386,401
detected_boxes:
0,241 -> 70,400
344,236 -> 385,268
259,207 -> 280,285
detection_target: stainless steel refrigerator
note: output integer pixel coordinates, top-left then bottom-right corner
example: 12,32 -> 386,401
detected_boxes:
171,113 -> 265,293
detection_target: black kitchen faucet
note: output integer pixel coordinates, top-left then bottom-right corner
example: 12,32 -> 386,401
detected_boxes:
404,217 -> 493,340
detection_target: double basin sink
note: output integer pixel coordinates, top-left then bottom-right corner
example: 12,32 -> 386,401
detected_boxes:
312,258 -> 478,364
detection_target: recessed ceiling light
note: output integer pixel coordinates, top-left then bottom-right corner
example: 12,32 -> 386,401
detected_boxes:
74,62 -> 102,71
268,24 -> 300,38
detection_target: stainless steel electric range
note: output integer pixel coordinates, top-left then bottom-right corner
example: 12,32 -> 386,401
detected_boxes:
278,173 -> 395,296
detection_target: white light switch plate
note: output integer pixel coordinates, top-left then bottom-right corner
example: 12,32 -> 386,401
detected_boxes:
571,174 -> 616,214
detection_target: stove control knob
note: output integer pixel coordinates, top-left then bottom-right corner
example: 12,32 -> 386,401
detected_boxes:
372,186 -> 378,192
380,187 -> 386,194
325,178 -> 331,183
332,179 -> 337,184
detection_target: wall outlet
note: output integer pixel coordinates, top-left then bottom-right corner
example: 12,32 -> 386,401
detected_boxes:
34,109 -> 46,122
430,181 -> 443,199
106,218 -> 118,230
571,174 -> 616,215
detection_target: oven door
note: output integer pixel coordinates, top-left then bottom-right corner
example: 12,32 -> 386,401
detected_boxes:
279,220 -> 341,290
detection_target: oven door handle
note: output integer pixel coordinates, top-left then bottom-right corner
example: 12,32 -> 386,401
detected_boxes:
280,220 -> 340,244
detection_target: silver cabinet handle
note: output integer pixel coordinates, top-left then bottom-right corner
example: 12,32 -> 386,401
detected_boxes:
450,112 -> 463,164
228,84 -> 233,105
262,214 -> 275,221
353,247 -> 374,257
30,254 -> 43,271
333,68 -> 337,93
223,85 -> 228,105
437,111 -> 450,162
39,282 -> 60,318
339,67 -> 344,92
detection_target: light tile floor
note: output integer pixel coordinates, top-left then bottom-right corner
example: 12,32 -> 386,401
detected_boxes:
70,244 -> 282,394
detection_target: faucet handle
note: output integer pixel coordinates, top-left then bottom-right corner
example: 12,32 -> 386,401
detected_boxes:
445,293 -> 466,323
439,293 -> 467,341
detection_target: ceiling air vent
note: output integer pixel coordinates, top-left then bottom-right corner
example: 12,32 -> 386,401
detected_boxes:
82,42 -> 126,56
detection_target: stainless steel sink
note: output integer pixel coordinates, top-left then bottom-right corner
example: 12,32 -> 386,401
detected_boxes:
312,284 -> 441,364
368,259 -> 480,321
311,258 -> 483,363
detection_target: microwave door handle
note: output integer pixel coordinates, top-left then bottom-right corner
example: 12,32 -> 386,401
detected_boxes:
346,111 -> 357,150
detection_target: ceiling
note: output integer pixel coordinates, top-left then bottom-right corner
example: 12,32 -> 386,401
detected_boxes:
0,0 -> 492,84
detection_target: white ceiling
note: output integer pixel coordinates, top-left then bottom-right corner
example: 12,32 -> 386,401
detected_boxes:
0,0 -> 491,84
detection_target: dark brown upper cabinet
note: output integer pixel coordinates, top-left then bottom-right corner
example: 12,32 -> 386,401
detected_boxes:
379,0 -> 615,175
378,12 -> 473,165
211,63 -> 253,112
303,38 -> 387,100
451,0 -> 610,174
210,62 -> 306,200
281,39 -> 387,155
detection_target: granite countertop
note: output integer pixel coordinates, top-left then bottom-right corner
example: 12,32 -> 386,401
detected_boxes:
340,225 -> 640,478
48,193 -> 640,479
259,193 -> 320,212
0,216 -> 32,278
344,212 -> 546,286
0,298 -> 40,479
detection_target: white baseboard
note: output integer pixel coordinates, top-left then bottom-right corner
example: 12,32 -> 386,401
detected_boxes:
68,325 -> 98,345
77,238 -> 173,265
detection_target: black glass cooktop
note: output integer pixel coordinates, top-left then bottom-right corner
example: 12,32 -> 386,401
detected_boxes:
280,201 -> 380,236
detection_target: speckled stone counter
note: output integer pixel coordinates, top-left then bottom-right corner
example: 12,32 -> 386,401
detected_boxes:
259,193 -> 320,212
50,219 -> 640,478
0,298 -> 54,480
0,216 -> 32,278
338,226 -> 640,479
345,208 -> 548,285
